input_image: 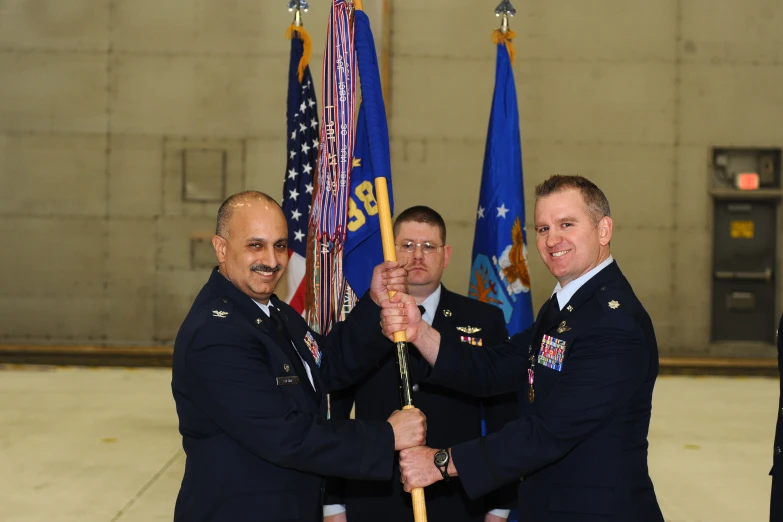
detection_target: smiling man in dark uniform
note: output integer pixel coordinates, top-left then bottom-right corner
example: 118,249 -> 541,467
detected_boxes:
383,176 -> 664,522
325,206 -> 516,522
171,191 -> 426,522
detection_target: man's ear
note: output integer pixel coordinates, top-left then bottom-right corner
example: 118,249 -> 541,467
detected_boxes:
598,216 -> 613,246
212,235 -> 228,264
442,245 -> 452,269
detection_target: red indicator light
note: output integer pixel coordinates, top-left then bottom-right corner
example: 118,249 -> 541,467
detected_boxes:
736,172 -> 760,190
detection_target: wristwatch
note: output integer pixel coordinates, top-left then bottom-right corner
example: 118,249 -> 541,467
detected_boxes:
433,449 -> 450,481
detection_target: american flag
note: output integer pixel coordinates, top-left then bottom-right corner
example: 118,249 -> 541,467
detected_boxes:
281,26 -> 319,313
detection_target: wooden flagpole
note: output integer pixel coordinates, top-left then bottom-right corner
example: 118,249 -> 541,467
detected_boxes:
353,1 -> 426,519
374,176 -> 428,522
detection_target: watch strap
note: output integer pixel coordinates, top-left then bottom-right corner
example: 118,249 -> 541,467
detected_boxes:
434,449 -> 450,481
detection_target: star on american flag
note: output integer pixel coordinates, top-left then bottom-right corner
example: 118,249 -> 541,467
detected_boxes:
281,29 -> 319,315
283,78 -> 319,250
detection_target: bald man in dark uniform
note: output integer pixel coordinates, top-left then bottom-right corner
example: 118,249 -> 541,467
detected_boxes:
171,191 -> 426,522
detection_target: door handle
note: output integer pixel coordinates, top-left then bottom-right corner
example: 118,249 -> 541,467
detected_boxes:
714,268 -> 773,282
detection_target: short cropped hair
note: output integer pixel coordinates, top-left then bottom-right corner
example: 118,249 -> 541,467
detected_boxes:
534,175 -> 611,225
215,191 -> 279,237
393,205 -> 447,243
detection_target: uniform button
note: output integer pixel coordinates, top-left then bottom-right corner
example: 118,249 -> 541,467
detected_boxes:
519,476 -> 524,482
412,384 -> 420,392
256,318 -> 262,324
779,407 -> 783,418
776,446 -> 781,456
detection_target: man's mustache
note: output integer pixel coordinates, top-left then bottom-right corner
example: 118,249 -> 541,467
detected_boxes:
250,264 -> 283,274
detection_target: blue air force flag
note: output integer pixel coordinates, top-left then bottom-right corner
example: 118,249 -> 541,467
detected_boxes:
468,41 -> 534,336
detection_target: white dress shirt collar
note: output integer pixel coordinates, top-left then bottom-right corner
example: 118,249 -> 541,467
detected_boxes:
418,285 -> 442,326
254,300 -> 272,317
552,255 -> 614,310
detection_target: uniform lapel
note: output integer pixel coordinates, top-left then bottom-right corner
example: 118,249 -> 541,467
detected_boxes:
530,294 -> 557,350
270,297 -> 322,402
559,261 -> 623,318
207,270 -> 321,402
530,261 -> 623,353
431,286 -> 455,333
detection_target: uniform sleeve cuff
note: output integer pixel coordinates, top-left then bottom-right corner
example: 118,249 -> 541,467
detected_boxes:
323,504 -> 346,516
488,508 -> 510,518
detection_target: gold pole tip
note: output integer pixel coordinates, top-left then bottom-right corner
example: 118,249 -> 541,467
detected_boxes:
494,0 -> 516,32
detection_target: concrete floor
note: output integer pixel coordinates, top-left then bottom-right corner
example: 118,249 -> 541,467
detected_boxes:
0,366 -> 777,522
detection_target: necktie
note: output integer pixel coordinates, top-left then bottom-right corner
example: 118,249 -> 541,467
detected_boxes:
268,305 -> 293,345
268,306 -> 316,395
407,306 -> 428,369
541,294 -> 561,328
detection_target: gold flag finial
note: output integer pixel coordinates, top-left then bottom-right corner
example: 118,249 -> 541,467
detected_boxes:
492,0 -> 517,61
494,0 -> 516,34
287,0 -> 309,27
285,0 -> 312,82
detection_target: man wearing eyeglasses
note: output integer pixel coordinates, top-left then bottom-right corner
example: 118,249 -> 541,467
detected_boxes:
325,206 -> 517,522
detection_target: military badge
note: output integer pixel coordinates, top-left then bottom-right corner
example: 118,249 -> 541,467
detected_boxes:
608,300 -> 620,309
459,335 -> 483,346
456,326 -> 482,334
212,310 -> 228,318
303,332 -> 322,367
556,321 -> 571,334
537,335 -> 567,371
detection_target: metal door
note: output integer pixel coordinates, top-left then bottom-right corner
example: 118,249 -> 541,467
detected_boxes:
711,200 -> 777,343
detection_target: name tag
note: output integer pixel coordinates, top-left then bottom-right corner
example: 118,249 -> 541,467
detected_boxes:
276,376 -> 300,386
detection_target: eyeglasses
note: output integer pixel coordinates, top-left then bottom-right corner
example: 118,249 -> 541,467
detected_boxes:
395,241 -> 444,254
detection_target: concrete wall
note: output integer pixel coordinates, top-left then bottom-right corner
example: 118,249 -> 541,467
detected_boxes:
1,1 -> 781,355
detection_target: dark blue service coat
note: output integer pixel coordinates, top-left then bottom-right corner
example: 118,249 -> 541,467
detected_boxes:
172,268 -> 395,522
427,261 -> 664,522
